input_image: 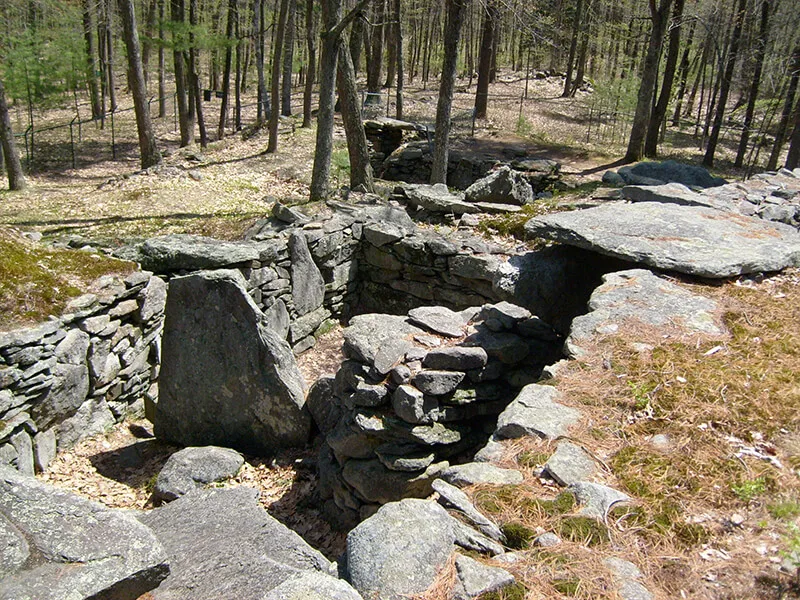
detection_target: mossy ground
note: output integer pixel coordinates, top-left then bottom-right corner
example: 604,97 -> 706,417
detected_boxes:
0,229 -> 135,330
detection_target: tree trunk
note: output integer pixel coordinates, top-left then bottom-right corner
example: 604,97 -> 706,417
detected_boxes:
281,0 -> 296,115
172,0 -> 194,146
562,0 -> 584,97
268,0 -> 290,152
254,0 -> 269,124
158,0 -> 166,118
82,0 -> 103,120
311,0 -> 371,200
219,0 -> 238,139
337,44 -> 374,191
310,0 -> 343,200
474,0 -> 497,118
703,0 -> 746,167
767,45 -> 800,170
103,0 -> 117,112
787,95 -> 800,169
0,79 -> 26,190
394,0 -> 403,119
142,0 -> 158,83
365,0 -> 386,103
235,12 -> 242,130
644,0 -> 685,157
349,12 -> 365,74
571,24 -> 590,96
624,0 -> 672,163
671,18 -> 695,126
303,0 -> 317,127
734,0 -> 770,167
430,0 -> 467,184
384,20 -> 397,89
119,0 -> 161,169
189,0 -> 207,147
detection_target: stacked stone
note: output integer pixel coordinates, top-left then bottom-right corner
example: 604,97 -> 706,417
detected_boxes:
381,139 -> 561,192
312,301 -> 563,526
0,272 -> 166,474
358,217 -> 512,315
363,117 -> 428,174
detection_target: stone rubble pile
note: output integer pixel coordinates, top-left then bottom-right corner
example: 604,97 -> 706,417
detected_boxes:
311,301 -> 563,526
0,271 -> 166,474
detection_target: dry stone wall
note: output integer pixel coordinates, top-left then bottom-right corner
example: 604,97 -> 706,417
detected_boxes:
0,272 -> 166,474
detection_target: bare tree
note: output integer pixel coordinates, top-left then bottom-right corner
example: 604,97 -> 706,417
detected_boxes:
219,0 -> 238,139
734,0 -> 770,167
474,0 -> 498,118
430,0 -> 468,184
624,0 -> 673,163
703,0 -> 746,167
644,0 -> 685,157
119,0 -> 162,168
302,0 -> 317,127
268,0 -> 291,152
82,0 -> 103,120
0,79 -> 27,190
310,0 -> 371,200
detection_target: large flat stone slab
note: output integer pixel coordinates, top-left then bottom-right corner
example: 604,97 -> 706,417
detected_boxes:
525,202 -> 800,278
0,466 -> 169,600
138,487 -> 332,599
566,269 -> 723,356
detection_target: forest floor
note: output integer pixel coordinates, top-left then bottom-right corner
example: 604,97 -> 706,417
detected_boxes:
4,73 -> 799,599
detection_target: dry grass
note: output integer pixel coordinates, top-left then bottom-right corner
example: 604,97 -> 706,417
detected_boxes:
455,270 -> 800,599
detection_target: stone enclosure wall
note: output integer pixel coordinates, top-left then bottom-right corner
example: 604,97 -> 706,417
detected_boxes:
0,193 -> 618,474
0,273 -> 166,474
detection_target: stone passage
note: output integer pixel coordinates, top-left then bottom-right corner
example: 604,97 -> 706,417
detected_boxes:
311,301 -> 563,527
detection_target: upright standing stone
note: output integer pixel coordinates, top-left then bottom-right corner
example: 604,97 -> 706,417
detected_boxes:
290,232 -> 326,316
155,270 -> 310,454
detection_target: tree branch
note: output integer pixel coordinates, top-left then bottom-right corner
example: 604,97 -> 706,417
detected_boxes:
325,0 -> 371,41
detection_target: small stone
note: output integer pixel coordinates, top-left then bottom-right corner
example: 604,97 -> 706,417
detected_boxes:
544,441 -> 597,486
154,446 -> 245,502
534,532 -> 561,547
32,430 -> 57,473
570,482 -> 631,519
423,347 -> 488,371
441,462 -> 523,487
432,478 -> 504,541
730,513 -> 745,526
408,306 -> 467,338
393,385 -> 437,424
452,554 -> 515,600
412,370 -> 465,396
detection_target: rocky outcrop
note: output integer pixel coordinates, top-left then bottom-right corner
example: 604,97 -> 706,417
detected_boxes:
138,487 -> 338,599
314,302 -> 562,523
0,466 -> 169,600
604,160 -> 727,188
566,269 -> 723,356
526,202 -> 800,278
0,271 -> 165,474
611,165 -> 800,228
345,499 -> 456,600
155,270 -> 310,454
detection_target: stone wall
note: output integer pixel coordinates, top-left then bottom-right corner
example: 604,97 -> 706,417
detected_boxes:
0,272 -> 166,474
0,194 -> 620,474
311,302 -> 564,527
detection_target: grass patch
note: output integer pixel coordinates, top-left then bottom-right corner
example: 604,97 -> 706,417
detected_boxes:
559,516 -> 610,546
501,522 -> 535,549
732,477 -> 768,503
478,582 -> 527,600
478,201 -> 560,240
769,499 -> 800,520
0,228 -> 135,330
